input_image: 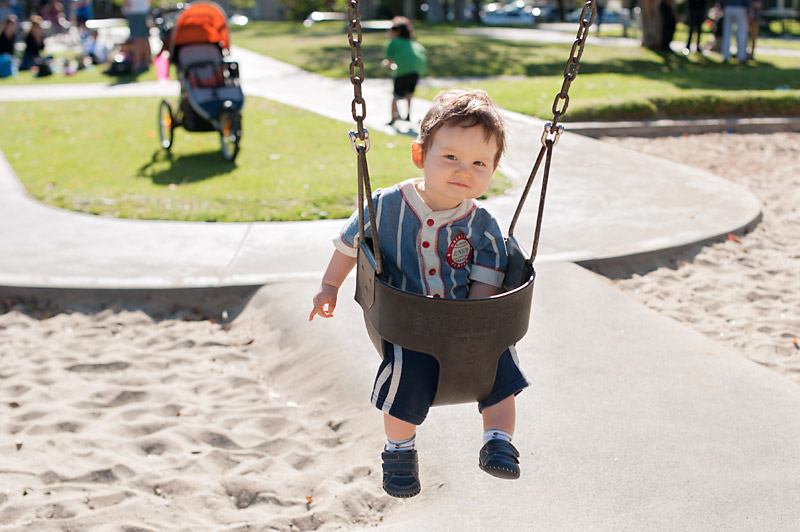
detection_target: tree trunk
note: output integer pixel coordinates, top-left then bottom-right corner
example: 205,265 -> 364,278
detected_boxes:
426,0 -> 445,23
358,0 -> 377,20
556,0 -> 568,21
403,0 -> 415,20
640,0 -> 662,49
454,0 -> 464,22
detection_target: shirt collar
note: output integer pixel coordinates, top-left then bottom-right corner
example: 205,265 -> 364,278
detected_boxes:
399,178 -> 474,223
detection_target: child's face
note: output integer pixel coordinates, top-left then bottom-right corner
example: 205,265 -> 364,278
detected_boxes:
412,124 -> 498,211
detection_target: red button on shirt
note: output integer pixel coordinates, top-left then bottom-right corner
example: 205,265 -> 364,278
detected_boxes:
428,269 -> 436,276
433,294 -> 441,298
422,241 -> 430,248
426,219 -> 434,226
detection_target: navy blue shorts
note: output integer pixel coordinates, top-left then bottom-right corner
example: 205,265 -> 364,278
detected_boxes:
128,14 -> 149,39
371,340 -> 529,425
393,73 -> 419,98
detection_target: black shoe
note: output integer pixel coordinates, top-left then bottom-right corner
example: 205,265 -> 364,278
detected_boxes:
381,450 -> 421,497
479,439 -> 520,479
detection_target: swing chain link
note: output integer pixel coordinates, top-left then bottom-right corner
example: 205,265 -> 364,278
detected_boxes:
347,0 -> 368,148
349,129 -> 371,155
549,0 -> 596,133
541,122 -> 564,148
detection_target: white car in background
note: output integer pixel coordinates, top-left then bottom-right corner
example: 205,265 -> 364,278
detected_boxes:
481,2 -> 536,26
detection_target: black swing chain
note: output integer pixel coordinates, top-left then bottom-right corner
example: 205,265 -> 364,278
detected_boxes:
347,0 -> 383,275
550,0 -> 597,132
347,0 -> 596,268
509,0 -> 596,263
347,0 -> 367,143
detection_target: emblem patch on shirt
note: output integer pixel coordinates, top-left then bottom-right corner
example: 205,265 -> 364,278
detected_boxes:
446,234 -> 472,269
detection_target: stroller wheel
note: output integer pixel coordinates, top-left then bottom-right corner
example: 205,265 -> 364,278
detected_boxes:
158,100 -> 174,151
220,112 -> 241,162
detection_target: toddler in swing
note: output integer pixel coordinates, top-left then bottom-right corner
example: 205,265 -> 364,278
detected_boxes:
309,88 -> 528,498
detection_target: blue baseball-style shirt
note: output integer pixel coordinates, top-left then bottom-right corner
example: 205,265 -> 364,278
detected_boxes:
334,179 -> 507,299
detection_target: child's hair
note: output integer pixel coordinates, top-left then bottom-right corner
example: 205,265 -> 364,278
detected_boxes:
390,16 -> 415,40
416,88 -> 507,169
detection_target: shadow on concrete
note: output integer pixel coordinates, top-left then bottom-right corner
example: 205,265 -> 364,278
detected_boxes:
578,214 -> 762,279
0,285 -> 261,324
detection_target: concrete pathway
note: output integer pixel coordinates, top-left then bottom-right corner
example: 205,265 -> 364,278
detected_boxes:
1,43 -> 798,531
0,47 -> 761,288
270,266 -> 800,531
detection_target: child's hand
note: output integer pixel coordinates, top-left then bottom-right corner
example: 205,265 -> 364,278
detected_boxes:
309,283 -> 339,321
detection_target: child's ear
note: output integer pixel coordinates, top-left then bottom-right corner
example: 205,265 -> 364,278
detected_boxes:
411,142 -> 424,169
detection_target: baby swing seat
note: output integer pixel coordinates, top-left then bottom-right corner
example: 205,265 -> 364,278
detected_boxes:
345,0 -> 597,409
355,235 -> 535,407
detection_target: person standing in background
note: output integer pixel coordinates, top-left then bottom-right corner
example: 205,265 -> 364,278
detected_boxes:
123,0 -> 151,74
684,0 -> 707,53
721,0 -> 751,63
381,16 -> 427,126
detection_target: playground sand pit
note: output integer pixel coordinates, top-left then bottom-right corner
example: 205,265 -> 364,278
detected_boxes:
1,131 -> 798,530
601,131 -> 800,386
0,295 -> 388,531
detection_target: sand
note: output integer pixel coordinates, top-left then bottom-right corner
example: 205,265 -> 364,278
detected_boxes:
0,298 -> 389,531
2,131 -> 798,530
600,131 -> 800,385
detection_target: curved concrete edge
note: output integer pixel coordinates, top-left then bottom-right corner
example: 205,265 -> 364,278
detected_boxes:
489,111 -> 765,266
0,285 -> 261,321
575,210 -> 763,278
565,116 -> 800,138
0,50 -> 766,290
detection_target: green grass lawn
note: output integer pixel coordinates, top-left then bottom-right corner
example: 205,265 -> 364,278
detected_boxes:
0,64 -> 158,85
0,96 -> 509,222
232,21 -> 800,121
2,20 -> 798,223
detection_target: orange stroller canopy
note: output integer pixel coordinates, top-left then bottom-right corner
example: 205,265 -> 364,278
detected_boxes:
173,2 -> 230,50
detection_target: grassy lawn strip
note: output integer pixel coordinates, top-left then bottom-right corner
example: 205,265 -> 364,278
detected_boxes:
0,64 -> 158,85
232,21 -> 800,121
573,22 -> 800,50
0,96 -> 510,222
421,78 -> 800,122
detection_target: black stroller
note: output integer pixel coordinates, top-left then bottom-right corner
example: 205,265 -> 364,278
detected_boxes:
155,1 -> 244,161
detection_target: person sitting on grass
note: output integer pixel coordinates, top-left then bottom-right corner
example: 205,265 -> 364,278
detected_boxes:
0,13 -> 17,56
19,15 -> 46,72
309,88 -> 528,498
0,13 -> 17,78
81,29 -> 108,65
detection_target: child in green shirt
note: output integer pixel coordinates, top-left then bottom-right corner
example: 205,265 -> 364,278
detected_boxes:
381,16 -> 427,125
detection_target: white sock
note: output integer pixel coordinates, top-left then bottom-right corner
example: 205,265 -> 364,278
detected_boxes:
483,429 -> 513,445
385,434 -> 416,452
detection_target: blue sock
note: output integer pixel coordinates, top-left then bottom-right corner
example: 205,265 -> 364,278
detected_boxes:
483,429 -> 512,445
385,434 -> 416,452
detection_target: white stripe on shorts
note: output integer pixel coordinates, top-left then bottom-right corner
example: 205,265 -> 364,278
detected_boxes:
382,344 -> 404,412
372,363 -> 392,406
